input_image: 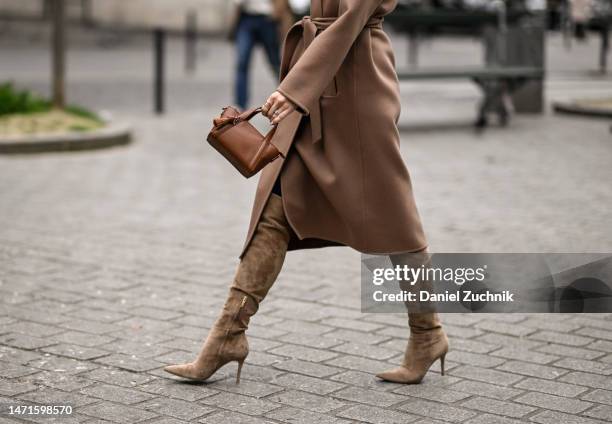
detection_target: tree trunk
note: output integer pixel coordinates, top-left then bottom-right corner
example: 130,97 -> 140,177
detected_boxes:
51,0 -> 66,108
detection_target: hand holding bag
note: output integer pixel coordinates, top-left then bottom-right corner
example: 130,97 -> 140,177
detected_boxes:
207,106 -> 283,178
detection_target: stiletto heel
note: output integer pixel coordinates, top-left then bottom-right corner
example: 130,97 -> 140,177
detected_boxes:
440,353 -> 446,376
236,359 -> 245,384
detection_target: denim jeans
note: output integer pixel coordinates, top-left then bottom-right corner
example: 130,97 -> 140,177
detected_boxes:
235,13 -> 281,110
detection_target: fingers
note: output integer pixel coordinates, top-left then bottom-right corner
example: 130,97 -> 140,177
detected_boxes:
261,92 -> 280,118
272,104 -> 293,124
262,91 -> 296,124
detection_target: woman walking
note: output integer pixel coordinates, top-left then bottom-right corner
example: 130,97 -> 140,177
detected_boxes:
164,0 -> 448,385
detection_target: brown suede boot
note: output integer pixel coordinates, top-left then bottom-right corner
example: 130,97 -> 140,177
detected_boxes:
376,251 -> 449,384
375,312 -> 448,384
164,194 -> 291,383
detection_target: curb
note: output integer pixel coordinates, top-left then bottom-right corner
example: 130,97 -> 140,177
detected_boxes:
0,121 -> 132,154
553,101 -> 612,119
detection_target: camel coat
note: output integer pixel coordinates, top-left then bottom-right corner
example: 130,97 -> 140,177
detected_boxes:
240,0 -> 427,258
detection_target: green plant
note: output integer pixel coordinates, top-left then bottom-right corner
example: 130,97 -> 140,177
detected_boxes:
64,105 -> 103,123
0,83 -> 51,116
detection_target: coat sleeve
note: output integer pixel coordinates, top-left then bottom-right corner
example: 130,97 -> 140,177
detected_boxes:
276,0 -> 384,115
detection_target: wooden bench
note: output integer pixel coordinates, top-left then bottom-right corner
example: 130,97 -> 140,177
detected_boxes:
397,66 -> 545,128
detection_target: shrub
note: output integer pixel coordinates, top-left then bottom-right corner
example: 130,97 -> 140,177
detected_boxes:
0,83 -> 51,116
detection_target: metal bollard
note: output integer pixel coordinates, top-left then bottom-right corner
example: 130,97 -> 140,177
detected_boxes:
185,10 -> 198,74
153,28 -> 166,114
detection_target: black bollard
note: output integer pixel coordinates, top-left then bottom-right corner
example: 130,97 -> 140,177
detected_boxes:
153,28 -> 166,114
185,10 -> 198,74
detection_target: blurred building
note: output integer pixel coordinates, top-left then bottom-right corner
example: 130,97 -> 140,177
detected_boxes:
0,0 -> 234,34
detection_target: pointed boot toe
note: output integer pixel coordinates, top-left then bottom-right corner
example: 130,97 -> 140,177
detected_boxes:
376,366 -> 420,384
163,363 -> 199,380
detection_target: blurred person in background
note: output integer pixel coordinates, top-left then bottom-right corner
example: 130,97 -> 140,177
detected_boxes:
165,0 -> 448,387
570,0 -> 594,39
230,0 -> 294,109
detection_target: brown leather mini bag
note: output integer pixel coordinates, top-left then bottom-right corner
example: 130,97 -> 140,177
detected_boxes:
207,106 -> 283,178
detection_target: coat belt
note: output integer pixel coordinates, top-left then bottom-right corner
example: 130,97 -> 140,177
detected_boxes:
281,15 -> 384,144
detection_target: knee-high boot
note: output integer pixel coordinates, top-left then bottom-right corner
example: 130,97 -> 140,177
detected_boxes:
164,194 -> 291,383
376,251 -> 449,384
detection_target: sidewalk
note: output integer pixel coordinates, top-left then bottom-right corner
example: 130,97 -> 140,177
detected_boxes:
1,29 -> 612,423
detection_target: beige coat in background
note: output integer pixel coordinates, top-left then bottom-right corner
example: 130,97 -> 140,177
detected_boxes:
240,0 -> 428,258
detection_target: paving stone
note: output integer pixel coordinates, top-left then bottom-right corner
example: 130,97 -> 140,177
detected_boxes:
26,370 -> 96,392
104,339 -> 174,359
66,307 -> 131,323
530,409 -> 607,424
58,319 -> 120,335
41,343 -> 110,361
553,358 -> 612,375
0,363 -> 39,378
80,383 -> 156,404
448,338 -> 498,355
491,346 -> 559,364
264,406 -> 351,424
80,367 -> 154,388
560,371 -> 612,390
199,410 -> 275,424
474,333 -> 543,350
139,397 -> 215,421
323,329 -> 392,346
464,413 -> 532,424
51,330 -> 116,348
208,379 -> 283,398
330,370 -> 404,392
94,353 -> 165,372
529,331 -> 594,347
267,389 -> 346,413
460,396 -> 537,418
245,351 -> 286,367
324,318 -> 382,333
583,404 -> 612,421
449,379 -> 523,400
0,378 -> 38,396
202,392 -> 280,416
0,333 -> 56,350
3,321 -> 65,338
514,376 -> 589,397
137,378 -> 219,401
325,355 -> 389,375
229,363 -> 285,383
536,343 -> 604,361
18,387 -> 97,407
0,346 -> 40,365
269,343 -> 340,362
27,354 -> 98,375
270,373 -> 346,395
272,359 -> 342,378
331,342 -> 398,361
79,402 -> 159,423
475,320 -> 535,337
247,336 -> 283,352
447,350 -> 507,368
336,404 -> 420,423
393,384 -> 471,403
398,399 -> 477,423
588,340 -> 612,353
332,386 -> 406,407
268,320 -> 334,336
277,332 -> 344,349
496,360 -> 568,380
582,389 -> 612,406
450,365 -> 523,386
577,328 -> 612,342
522,316 -> 583,332
514,391 -> 593,413
114,317 -> 179,333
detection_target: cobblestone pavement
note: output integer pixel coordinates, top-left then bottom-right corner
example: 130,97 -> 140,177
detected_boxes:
1,24 -> 612,423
